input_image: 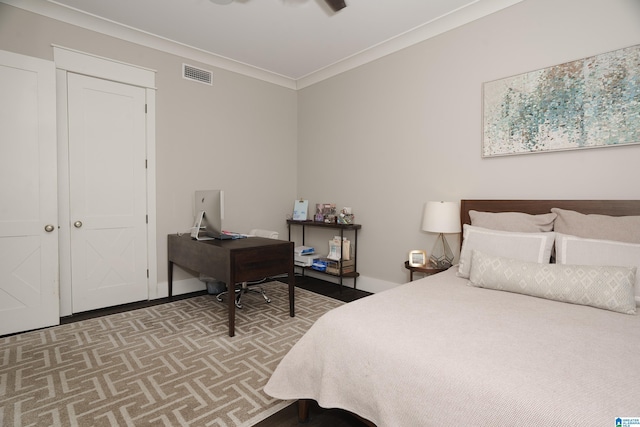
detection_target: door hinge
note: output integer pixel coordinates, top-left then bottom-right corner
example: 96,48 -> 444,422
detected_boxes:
145,159 -> 148,169
145,104 -> 147,113
146,215 -> 148,224
147,269 -> 149,278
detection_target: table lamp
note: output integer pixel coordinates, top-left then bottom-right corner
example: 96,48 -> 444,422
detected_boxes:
421,201 -> 461,268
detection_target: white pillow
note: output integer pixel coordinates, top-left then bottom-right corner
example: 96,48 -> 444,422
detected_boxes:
469,250 -> 637,315
551,208 -> 640,244
457,224 -> 555,278
555,233 -> 640,305
469,210 -> 556,232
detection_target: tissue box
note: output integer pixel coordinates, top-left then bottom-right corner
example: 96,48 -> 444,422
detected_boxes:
311,259 -> 328,272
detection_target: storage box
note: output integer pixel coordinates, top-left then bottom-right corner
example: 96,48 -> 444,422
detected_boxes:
324,258 -> 355,275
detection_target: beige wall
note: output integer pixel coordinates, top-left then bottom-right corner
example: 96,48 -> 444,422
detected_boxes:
2,0 -> 640,294
296,0 -> 640,290
0,4 -> 298,293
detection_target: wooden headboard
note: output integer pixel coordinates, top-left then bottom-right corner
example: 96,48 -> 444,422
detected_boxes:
460,200 -> 640,228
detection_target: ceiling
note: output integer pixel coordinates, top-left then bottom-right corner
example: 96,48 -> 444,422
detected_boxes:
5,0 -> 522,88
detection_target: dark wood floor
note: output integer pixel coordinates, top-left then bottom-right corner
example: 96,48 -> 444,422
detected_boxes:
293,274 -> 371,303
60,274 -> 373,426
253,399 -> 371,427
61,274 -> 369,323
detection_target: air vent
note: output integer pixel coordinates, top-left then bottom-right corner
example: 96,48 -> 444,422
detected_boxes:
182,63 -> 213,85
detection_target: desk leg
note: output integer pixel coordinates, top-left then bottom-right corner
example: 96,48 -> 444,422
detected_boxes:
289,265 -> 295,317
228,272 -> 236,337
168,260 -> 174,299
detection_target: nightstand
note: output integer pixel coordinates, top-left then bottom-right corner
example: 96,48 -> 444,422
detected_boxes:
404,260 -> 447,281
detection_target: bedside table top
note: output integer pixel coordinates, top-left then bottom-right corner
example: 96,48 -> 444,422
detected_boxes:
404,261 -> 447,280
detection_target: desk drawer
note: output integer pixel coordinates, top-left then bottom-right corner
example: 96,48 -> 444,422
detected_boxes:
233,243 -> 293,281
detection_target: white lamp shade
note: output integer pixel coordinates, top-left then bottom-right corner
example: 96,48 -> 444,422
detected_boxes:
421,201 -> 461,233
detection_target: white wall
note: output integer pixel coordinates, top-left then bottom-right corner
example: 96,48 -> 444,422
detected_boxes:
296,0 -> 640,291
0,3 -> 298,296
2,0 -> 640,296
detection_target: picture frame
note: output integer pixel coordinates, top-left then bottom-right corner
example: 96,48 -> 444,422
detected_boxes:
482,44 -> 640,157
293,199 -> 308,221
408,250 -> 427,267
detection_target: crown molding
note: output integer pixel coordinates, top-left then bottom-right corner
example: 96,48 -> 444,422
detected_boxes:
3,0 -> 297,89
296,0 -> 523,89
2,0 -> 522,90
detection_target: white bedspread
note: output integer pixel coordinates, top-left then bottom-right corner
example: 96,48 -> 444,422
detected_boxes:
265,268 -> 640,426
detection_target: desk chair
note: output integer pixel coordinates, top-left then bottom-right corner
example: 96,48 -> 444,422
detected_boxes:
216,229 -> 279,309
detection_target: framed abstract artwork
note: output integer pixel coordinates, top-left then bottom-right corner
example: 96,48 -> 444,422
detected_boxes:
482,44 -> 640,157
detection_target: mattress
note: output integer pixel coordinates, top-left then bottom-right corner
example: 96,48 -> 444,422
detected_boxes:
265,268 -> 640,426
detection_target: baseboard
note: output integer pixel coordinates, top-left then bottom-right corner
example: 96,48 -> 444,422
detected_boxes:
356,275 -> 400,293
155,277 -> 206,299
156,272 -> 399,299
299,269 -> 398,294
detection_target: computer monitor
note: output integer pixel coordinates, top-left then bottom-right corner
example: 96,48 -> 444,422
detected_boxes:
192,190 -> 225,240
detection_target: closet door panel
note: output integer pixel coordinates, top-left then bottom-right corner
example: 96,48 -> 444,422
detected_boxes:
0,50 -> 59,335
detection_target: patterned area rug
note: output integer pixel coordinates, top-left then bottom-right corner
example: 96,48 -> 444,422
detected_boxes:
0,283 -> 344,426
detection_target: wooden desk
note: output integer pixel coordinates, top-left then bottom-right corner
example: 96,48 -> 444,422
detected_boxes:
168,234 -> 295,337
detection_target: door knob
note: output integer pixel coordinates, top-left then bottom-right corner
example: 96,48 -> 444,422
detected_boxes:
74,221 -> 83,228
44,224 -> 55,232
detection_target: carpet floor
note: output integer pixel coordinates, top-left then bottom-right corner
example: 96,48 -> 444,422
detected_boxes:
0,282 -> 344,426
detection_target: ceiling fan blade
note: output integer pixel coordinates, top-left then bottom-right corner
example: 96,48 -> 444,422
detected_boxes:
210,0 -> 234,4
325,0 -> 347,12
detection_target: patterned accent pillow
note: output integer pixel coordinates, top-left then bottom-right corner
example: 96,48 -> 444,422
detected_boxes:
469,210 -> 556,232
468,250 -> 637,315
457,225 -> 555,279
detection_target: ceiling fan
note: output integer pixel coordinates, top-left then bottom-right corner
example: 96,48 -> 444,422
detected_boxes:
324,0 -> 347,11
209,0 -> 347,12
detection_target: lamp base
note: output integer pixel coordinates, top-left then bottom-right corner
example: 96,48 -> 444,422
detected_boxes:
429,233 -> 454,269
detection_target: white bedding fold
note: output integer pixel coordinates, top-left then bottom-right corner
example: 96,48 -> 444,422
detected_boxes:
265,268 -> 640,426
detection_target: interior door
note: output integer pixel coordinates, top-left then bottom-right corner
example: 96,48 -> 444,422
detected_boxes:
67,73 -> 148,313
0,50 -> 59,336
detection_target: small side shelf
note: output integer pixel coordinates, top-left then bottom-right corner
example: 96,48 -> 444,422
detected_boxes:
287,220 -> 361,289
404,261 -> 446,281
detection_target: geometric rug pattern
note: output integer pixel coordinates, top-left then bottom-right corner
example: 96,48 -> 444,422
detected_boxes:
0,282 -> 344,427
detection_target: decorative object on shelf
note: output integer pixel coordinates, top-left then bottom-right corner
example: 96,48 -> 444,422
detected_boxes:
328,236 -> 350,261
408,250 -> 427,267
483,44 -> 640,157
422,201 -> 461,269
315,203 -> 337,223
337,207 -> 354,224
293,199 -> 309,221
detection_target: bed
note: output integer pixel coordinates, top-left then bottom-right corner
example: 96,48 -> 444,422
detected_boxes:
264,200 -> 640,426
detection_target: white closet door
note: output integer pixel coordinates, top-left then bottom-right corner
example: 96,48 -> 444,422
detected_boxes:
67,73 -> 148,313
0,50 -> 59,336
